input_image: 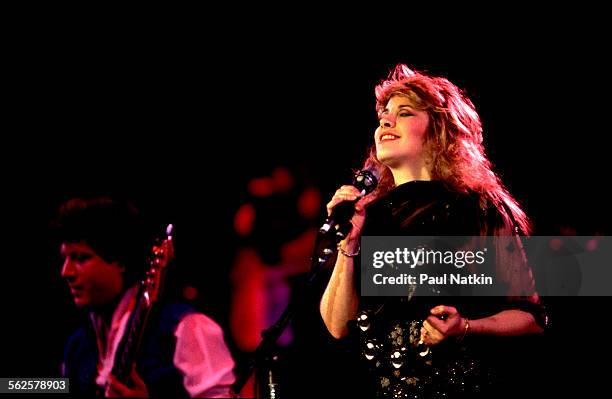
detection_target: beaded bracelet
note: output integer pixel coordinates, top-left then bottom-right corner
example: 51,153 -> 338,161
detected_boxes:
337,242 -> 360,257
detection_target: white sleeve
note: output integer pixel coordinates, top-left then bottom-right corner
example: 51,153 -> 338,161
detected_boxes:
173,313 -> 236,398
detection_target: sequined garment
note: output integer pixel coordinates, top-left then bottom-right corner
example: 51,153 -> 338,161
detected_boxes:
355,299 -> 494,399
352,181 -> 511,398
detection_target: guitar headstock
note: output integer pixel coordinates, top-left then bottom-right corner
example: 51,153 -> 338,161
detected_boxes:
143,224 -> 174,305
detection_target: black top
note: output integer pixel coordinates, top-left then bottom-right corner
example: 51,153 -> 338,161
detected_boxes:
347,180 -> 543,399
363,180 -> 483,236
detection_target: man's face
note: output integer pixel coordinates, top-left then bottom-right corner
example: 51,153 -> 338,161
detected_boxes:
60,241 -> 124,308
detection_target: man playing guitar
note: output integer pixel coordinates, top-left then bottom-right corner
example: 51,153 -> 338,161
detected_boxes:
56,197 -> 235,397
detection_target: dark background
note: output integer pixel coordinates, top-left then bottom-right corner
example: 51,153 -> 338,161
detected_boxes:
1,19 -> 610,398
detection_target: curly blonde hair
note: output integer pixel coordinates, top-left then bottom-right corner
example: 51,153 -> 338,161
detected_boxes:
364,64 -> 531,234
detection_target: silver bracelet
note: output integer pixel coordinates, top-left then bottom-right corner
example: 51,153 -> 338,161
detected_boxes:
337,242 -> 360,257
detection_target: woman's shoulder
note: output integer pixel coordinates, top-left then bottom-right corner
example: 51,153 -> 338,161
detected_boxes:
429,188 -> 485,235
439,187 -> 524,236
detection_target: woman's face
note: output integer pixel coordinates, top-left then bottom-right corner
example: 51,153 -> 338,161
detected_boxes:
375,95 -> 430,168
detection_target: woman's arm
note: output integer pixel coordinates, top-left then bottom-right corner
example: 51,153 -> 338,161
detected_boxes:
468,309 -> 543,336
320,237 -> 360,339
422,305 -> 544,345
319,184 -> 369,339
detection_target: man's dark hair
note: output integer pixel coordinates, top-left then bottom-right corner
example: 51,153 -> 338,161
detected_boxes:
53,197 -> 152,286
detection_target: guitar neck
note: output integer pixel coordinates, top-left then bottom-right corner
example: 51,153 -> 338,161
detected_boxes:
109,225 -> 174,384
110,285 -> 154,383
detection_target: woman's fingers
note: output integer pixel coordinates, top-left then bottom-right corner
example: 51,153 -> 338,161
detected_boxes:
326,186 -> 363,216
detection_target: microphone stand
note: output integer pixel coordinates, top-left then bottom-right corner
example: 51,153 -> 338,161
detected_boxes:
230,228 -> 346,399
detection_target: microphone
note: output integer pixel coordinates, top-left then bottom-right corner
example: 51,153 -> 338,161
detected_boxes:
319,168 -> 379,239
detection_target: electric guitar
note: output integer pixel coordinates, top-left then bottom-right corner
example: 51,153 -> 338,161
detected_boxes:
110,224 -> 175,385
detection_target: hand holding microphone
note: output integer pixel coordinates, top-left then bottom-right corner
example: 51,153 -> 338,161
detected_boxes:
320,169 -> 379,240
